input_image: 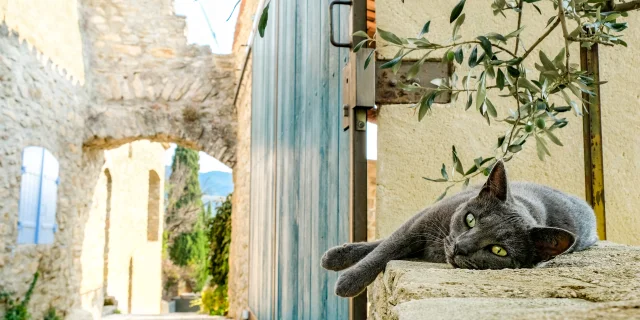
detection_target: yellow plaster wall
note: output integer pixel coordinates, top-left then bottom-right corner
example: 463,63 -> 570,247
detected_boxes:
0,0 -> 85,82
81,140 -> 166,317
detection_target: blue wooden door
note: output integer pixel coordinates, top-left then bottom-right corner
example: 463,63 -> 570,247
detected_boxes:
249,0 -> 350,318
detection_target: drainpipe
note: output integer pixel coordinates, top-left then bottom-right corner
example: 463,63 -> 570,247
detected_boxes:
232,0 -> 267,106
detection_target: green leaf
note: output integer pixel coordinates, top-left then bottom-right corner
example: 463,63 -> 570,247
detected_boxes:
353,30 -> 369,39
353,31 -> 370,38
545,129 -> 563,146
508,144 -> 522,153
462,178 -> 470,189
423,177 -> 447,182
496,69 -> 505,90
419,21 -> 431,37
476,72 -> 487,110
497,135 -> 506,148
452,146 -> 464,175
418,92 -> 436,121
465,93 -> 473,110
364,49 -> 375,70
468,46 -> 478,68
504,26 -> 525,40
455,47 -> 464,64
535,135 -> 551,160
465,164 -> 478,175
258,2 -> 270,38
353,39 -> 368,53
450,0 -> 466,23
378,28 -> 403,45
487,32 -> 507,43
539,51 -> 555,71
477,36 -> 493,58
452,13 -> 466,39
605,22 -> 628,32
485,98 -> 497,117
407,53 -> 428,80
546,16 -> 557,28
520,78 -> 541,93
507,66 -> 520,77
436,187 -> 451,202
553,106 -> 571,112
441,163 -> 449,180
532,4 -> 542,14
380,49 -> 404,69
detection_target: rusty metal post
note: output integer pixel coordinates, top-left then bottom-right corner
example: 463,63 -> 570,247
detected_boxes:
581,43 -> 606,240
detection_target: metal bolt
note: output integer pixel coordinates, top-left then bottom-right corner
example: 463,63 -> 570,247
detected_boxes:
357,121 -> 365,129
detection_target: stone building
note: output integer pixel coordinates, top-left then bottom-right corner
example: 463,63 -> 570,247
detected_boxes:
80,141 -> 166,318
0,0 -> 237,318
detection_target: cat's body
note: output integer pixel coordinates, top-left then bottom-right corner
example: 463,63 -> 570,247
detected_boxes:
321,162 -> 598,298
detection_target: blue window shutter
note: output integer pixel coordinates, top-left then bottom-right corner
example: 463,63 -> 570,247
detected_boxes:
17,147 -> 44,244
37,149 -> 59,245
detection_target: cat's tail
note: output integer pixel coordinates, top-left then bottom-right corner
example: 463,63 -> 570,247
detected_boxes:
321,240 -> 383,271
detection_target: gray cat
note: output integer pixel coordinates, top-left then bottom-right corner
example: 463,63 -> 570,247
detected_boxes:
321,161 -> 598,298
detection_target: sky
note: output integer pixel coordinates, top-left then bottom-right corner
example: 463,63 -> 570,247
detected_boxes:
165,0 -> 377,171
173,0 -> 241,54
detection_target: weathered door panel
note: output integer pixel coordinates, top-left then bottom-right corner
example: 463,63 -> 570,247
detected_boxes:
250,0 -> 350,318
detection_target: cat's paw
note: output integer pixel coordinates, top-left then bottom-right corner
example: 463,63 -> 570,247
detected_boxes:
321,244 -> 353,271
334,269 -> 368,297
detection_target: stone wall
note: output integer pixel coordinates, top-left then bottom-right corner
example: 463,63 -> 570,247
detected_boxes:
81,0 -> 238,167
80,141 -> 166,317
0,24 -> 91,319
370,242 -> 640,319
367,160 -> 377,241
374,0 -> 640,245
1,0 -> 238,318
228,0 -> 261,317
227,0 -> 261,317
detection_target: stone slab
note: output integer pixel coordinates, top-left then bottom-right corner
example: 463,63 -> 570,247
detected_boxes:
392,298 -> 640,320
370,242 -> 640,319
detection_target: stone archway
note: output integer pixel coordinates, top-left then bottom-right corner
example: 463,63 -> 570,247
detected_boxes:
81,0 -> 238,167
75,0 -> 239,316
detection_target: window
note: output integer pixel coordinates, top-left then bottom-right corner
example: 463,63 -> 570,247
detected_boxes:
147,170 -> 161,241
17,146 -> 59,245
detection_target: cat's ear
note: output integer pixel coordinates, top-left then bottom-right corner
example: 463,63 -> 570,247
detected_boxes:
529,227 -> 576,263
480,160 -> 509,201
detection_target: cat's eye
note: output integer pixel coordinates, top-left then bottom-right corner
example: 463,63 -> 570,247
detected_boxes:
465,213 -> 476,228
491,245 -> 507,257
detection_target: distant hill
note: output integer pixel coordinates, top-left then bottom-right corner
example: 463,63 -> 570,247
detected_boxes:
165,166 -> 233,209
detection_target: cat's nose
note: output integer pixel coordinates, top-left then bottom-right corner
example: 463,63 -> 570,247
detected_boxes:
453,243 -> 469,256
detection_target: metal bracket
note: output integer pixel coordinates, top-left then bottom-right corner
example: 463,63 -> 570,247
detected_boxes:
342,48 -> 375,130
375,59 -> 452,105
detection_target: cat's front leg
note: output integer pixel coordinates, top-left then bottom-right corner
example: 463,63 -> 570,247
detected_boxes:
334,229 -> 421,297
321,240 -> 383,271
334,261 -> 382,297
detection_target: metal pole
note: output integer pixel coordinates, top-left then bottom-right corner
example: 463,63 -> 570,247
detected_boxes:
349,107 -> 368,320
580,43 -> 606,240
349,0 -> 369,319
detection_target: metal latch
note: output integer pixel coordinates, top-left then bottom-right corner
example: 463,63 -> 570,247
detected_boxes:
342,49 -> 375,131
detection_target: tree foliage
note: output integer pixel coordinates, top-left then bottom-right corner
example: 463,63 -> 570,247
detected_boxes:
165,146 -> 209,292
355,0 -> 635,198
207,195 -> 232,287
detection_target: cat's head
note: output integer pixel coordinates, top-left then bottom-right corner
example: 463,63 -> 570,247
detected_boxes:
444,161 -> 576,269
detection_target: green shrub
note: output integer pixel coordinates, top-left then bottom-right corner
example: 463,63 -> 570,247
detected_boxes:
43,307 -> 61,320
0,272 -> 39,320
191,285 -> 228,316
